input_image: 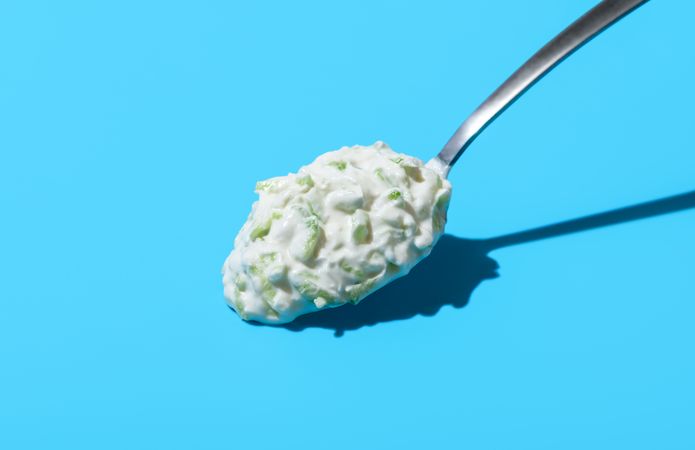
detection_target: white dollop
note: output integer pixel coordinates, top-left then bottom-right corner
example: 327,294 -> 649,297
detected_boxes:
221,142 -> 452,324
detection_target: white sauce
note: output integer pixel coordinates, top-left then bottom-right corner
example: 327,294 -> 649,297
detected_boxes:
222,142 -> 452,324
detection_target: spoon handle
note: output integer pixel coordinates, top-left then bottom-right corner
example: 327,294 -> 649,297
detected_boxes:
434,0 -> 649,173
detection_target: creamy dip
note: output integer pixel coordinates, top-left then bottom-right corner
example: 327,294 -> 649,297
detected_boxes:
222,141 -> 452,324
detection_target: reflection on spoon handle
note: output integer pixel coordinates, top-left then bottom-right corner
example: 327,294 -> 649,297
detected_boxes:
433,0 -> 649,176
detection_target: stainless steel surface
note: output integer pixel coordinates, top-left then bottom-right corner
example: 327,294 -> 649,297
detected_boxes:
434,0 -> 649,175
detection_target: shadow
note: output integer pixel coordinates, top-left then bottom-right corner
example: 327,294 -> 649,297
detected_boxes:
252,190 -> 695,336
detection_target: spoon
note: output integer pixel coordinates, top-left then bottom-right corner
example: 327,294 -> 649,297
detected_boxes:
225,0 -> 650,325
428,0 -> 649,177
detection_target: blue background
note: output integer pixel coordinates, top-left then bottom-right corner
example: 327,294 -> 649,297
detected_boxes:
1,1 -> 693,448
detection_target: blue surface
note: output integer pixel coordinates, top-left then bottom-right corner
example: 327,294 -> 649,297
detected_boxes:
1,1 -> 693,449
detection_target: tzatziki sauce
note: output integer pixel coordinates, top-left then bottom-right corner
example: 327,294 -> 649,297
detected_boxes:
222,142 -> 452,324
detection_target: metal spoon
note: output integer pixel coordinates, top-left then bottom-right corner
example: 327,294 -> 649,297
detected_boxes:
429,0 -> 649,177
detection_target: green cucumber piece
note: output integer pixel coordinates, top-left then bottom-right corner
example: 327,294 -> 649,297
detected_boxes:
234,275 -> 247,292
296,174 -> 314,189
328,161 -> 347,171
249,212 -> 282,241
339,260 -> 366,280
302,214 -> 320,260
295,278 -> 335,303
345,277 -> 378,304
350,210 -> 370,244
249,252 -> 280,304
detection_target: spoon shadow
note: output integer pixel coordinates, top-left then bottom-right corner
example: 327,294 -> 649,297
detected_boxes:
250,190 -> 695,336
